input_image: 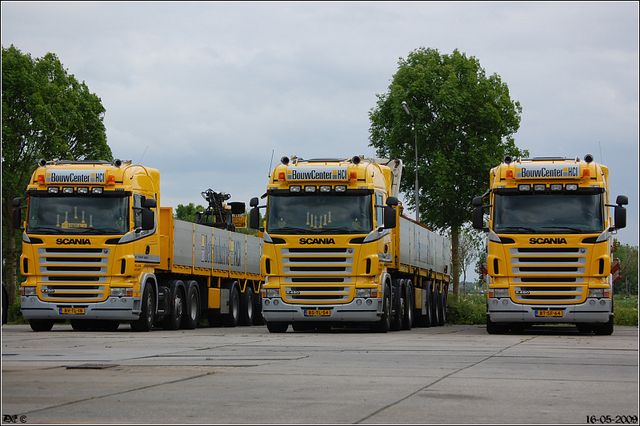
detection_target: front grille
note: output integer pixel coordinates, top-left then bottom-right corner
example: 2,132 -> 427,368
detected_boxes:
280,247 -> 355,303
36,247 -> 110,301
509,247 -> 588,303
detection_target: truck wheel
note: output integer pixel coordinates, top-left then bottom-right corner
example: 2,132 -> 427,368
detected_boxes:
390,279 -> 403,331
239,287 -> 254,326
162,287 -> 184,330
30,319 -> 54,332
402,284 -> 413,330
593,316 -> 614,335
223,285 -> 240,327
131,283 -> 155,332
373,284 -> 391,333
182,283 -> 200,330
267,322 -> 288,333
486,316 -> 506,335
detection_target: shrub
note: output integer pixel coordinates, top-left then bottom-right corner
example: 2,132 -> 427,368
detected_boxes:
447,294 -> 486,324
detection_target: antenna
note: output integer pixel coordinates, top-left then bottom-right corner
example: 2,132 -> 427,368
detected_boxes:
599,141 -> 603,163
267,149 -> 274,177
138,146 -> 149,164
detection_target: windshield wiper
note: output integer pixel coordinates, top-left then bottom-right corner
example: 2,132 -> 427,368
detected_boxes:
498,227 -> 538,233
541,226 -> 583,233
28,227 -> 63,234
78,228 -> 122,234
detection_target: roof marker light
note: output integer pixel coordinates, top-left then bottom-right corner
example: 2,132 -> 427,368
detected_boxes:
37,175 -> 45,184
505,170 -> 514,179
582,169 -> 591,178
350,171 -> 357,181
278,172 -> 286,181
107,175 -> 116,185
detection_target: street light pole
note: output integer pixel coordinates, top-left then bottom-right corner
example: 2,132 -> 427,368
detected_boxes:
402,101 -> 419,222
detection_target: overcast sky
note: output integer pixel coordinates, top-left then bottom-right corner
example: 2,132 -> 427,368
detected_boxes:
2,2 -> 638,248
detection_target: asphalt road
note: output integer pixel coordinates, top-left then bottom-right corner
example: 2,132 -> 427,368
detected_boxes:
1,323 -> 638,425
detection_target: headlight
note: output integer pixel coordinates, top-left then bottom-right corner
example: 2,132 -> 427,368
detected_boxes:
493,288 -> 509,298
110,287 -> 132,297
265,289 -> 279,298
21,287 -> 37,296
356,288 -> 372,298
589,288 -> 604,298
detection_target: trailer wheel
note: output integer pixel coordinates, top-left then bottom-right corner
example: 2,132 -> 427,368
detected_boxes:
437,290 -> 447,326
182,282 -> 200,330
267,321 -> 288,333
223,284 -> 240,327
163,285 -> 184,330
402,284 -> 413,330
30,319 -> 54,332
239,286 -> 254,326
131,283 -> 155,332
431,285 -> 441,327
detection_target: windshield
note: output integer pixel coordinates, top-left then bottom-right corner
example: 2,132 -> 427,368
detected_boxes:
266,194 -> 373,234
27,196 -> 129,234
493,193 -> 604,234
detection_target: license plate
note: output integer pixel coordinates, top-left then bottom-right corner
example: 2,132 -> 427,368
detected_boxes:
60,307 -> 85,315
304,309 -> 331,317
535,310 -> 563,317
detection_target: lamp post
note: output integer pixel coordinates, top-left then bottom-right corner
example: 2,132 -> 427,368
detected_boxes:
402,101 -> 419,222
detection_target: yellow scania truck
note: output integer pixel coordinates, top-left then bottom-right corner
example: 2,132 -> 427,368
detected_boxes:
472,154 -> 628,335
249,156 -> 451,333
13,159 -> 263,332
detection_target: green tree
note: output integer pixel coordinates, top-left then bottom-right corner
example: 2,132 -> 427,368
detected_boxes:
2,45 -> 111,304
369,47 -> 527,301
613,240 -> 638,295
174,203 -> 206,222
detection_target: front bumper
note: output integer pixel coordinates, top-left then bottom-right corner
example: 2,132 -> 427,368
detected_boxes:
487,297 -> 612,324
21,295 -> 141,321
262,297 -> 382,323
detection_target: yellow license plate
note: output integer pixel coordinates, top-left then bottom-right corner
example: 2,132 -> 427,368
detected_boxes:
535,310 -> 563,317
304,309 -> 331,317
60,307 -> 85,315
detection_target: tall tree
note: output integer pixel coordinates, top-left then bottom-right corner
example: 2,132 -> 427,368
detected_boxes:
369,47 -> 527,301
2,45 -> 111,304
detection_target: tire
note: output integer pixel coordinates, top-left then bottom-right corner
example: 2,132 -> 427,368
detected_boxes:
390,279 -> 403,331
373,284 -> 391,333
223,284 -> 240,327
431,284 -> 441,327
162,285 -> 184,330
182,282 -> 200,330
437,290 -> 447,326
402,283 -> 413,330
30,319 -> 54,332
131,283 -> 155,332
267,321 -> 288,333
486,316 -> 506,335
593,316 -> 614,335
239,286 -> 254,326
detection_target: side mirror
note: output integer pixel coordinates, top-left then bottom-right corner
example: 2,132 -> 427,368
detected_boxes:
383,206 -> 396,229
141,209 -> 155,230
12,198 -> 24,230
616,195 -> 628,206
250,197 -> 259,208
143,198 -> 157,208
472,196 -> 483,207
249,207 -> 260,230
386,196 -> 398,207
472,206 -> 485,230
614,205 -> 627,230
